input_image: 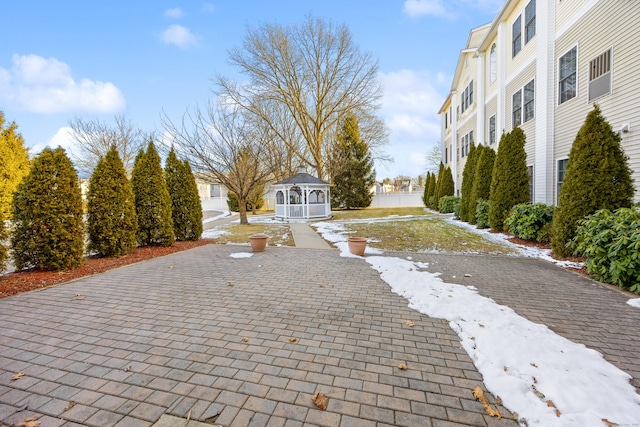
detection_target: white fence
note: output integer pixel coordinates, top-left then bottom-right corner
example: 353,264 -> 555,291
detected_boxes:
370,192 -> 424,207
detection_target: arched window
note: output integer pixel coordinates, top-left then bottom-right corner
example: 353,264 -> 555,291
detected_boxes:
276,191 -> 284,204
309,190 -> 325,204
289,186 -> 302,204
490,43 -> 497,83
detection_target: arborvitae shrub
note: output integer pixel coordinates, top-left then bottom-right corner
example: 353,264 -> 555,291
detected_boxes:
439,166 -> 455,200
434,162 -> 445,208
504,203 -> 555,241
87,146 -> 137,257
459,143 -> 478,222
536,222 -> 553,244
0,218 -> 7,272
572,205 -> 640,293
166,149 -> 203,241
551,105 -> 634,257
423,172 -> 431,207
438,196 -> 460,214
131,141 -> 175,247
475,199 -> 490,229
427,173 -> 437,209
470,145 -> 495,225
11,148 -> 84,271
489,128 -> 530,231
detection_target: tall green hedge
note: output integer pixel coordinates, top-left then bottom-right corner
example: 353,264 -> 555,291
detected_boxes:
0,217 -> 7,272
87,146 -> 137,257
551,105 -> 634,257
470,145 -> 496,224
489,127 -> 530,231
434,162 -> 445,207
165,149 -> 203,241
459,143 -> 478,222
131,141 -> 175,247
427,173 -> 437,209
423,172 -> 431,207
11,148 -> 84,271
440,166 -> 455,200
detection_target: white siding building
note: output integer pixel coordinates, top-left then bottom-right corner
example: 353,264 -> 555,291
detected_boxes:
439,0 -> 640,204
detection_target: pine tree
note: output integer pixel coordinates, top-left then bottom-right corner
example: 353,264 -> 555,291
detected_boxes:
423,172 -> 432,206
427,173 -> 437,209
434,162 -> 445,207
131,141 -> 175,247
0,112 -> 31,221
331,114 -> 376,209
87,146 -> 137,257
166,148 -> 203,241
470,145 -> 496,224
459,143 -> 478,222
11,148 -> 84,271
551,105 -> 634,257
489,127 -> 530,231
0,217 -> 7,272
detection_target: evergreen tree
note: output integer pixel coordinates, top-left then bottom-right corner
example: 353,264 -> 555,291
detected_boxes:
439,167 -> 455,207
551,105 -> 634,256
0,112 -> 31,221
87,146 -> 137,257
331,114 -> 376,209
459,143 -> 478,222
11,148 -> 84,271
427,173 -> 437,209
434,162 -> 445,207
470,145 -> 496,224
131,141 -> 175,247
166,148 -> 203,241
423,172 -> 432,206
489,127 -> 530,231
0,217 -> 7,272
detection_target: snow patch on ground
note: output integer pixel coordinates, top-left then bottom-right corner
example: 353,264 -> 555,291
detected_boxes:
229,252 -> 252,259
627,298 -> 640,308
201,228 -> 230,239
202,210 -> 231,223
366,255 -> 640,426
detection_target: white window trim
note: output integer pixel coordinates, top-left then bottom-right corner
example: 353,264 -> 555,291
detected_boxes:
523,79 -> 535,123
512,89 -> 522,128
556,157 -> 569,204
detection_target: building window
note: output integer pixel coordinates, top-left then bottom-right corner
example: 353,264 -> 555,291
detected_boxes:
461,93 -> 465,114
490,44 -> 497,82
489,115 -> 496,144
276,190 -> 284,204
525,0 -> 536,44
210,184 -> 221,198
523,79 -> 535,122
589,48 -> 612,102
557,159 -> 569,203
559,46 -> 577,104
444,147 -> 448,165
445,111 -> 448,129
528,165 -> 534,202
512,15 -> 522,57
469,80 -> 474,105
512,89 -> 522,127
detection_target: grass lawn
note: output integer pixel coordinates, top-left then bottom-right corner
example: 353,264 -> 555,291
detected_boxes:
330,207 -> 431,220
208,223 -> 294,247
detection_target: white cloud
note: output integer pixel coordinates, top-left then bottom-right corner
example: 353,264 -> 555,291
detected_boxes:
160,24 -> 199,49
30,126 -> 76,156
403,0 -> 503,18
0,54 -> 125,114
164,7 -> 184,18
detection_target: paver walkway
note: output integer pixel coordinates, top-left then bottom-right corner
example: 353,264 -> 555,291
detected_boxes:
0,245 -> 638,427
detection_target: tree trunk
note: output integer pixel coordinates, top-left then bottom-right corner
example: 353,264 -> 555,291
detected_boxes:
238,196 -> 249,224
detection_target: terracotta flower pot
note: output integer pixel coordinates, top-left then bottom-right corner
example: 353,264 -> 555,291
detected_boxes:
347,237 -> 367,256
249,234 -> 268,252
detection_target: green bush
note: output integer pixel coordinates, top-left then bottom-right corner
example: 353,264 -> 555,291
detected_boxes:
551,105 -> 634,257
504,203 -> 555,241
572,205 -> 640,293
459,143 -> 478,222
438,196 -> 460,214
470,145 -> 495,225
11,148 -> 84,271
166,149 -> 203,241
227,191 -> 263,212
427,174 -> 437,209
489,128 -> 530,231
423,172 -> 431,207
0,219 -> 7,272
536,222 -> 553,244
87,146 -> 137,257
453,199 -> 462,219
475,199 -> 490,229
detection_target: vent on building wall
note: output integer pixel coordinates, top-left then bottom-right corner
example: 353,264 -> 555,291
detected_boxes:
588,48 -> 612,102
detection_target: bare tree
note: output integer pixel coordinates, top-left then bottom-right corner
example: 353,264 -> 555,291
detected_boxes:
424,144 -> 442,174
162,99 -> 275,225
68,115 -> 147,175
216,15 -> 386,181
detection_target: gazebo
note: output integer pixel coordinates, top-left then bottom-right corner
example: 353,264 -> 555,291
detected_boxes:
273,169 -> 331,220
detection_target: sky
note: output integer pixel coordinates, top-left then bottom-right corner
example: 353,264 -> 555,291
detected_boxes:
0,0 -> 506,180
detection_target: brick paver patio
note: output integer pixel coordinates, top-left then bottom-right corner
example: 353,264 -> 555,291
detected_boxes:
0,244 -> 638,426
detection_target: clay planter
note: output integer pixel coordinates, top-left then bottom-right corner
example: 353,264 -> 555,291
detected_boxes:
347,237 -> 367,256
249,234 -> 268,252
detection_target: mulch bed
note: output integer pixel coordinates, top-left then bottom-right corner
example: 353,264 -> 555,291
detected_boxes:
0,240 -> 212,299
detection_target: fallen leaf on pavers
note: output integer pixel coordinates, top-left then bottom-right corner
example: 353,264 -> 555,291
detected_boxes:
64,401 -> 75,412
243,337 -> 249,343
312,392 -> 328,410
228,282 -> 234,287
602,418 -> 618,427
472,387 -> 502,419
530,362 -> 538,368
397,363 -> 408,370
405,320 -> 415,327
547,400 -> 561,417
12,372 -> 25,380
17,418 -> 41,427
532,385 -> 545,399
496,396 -> 502,405
168,266 -> 174,269
71,295 -> 85,301
532,376 -> 537,384
289,338 -> 297,343
503,366 -> 508,372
